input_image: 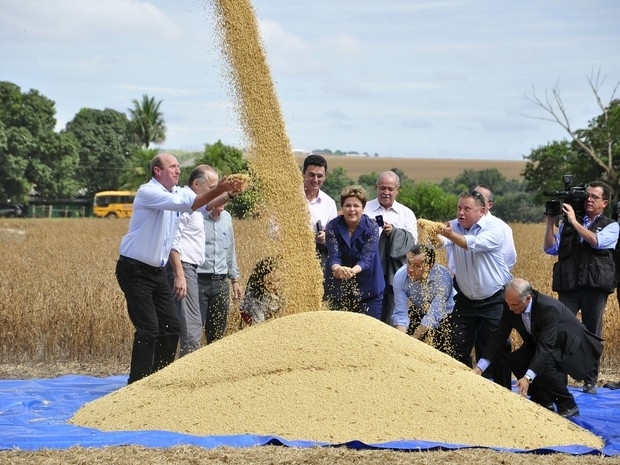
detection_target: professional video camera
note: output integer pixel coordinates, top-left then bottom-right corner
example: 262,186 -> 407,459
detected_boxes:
543,174 -> 587,218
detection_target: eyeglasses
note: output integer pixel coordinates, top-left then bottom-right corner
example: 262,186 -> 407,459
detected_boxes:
467,189 -> 485,204
587,193 -> 604,201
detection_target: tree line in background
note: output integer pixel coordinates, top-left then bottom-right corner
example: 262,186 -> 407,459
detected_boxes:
0,71 -> 618,223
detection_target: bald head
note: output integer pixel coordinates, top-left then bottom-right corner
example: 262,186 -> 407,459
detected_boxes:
150,153 -> 180,191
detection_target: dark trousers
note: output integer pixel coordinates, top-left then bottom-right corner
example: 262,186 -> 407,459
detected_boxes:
381,283 -> 395,324
558,288 -> 608,385
505,344 -> 576,411
115,257 -> 181,384
198,275 -> 230,344
451,289 -> 512,390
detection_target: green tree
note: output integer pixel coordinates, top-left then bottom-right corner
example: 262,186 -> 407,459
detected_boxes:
522,141 -> 586,203
64,108 -> 139,196
119,147 -> 159,191
526,71 -> 620,200
398,182 -> 456,222
128,94 -> 166,148
493,191 -> 543,223
194,140 -> 256,218
322,166 -> 354,201
357,172 -> 379,195
25,132 -> 80,199
0,81 -> 80,200
446,168 -> 508,194
197,140 -> 248,175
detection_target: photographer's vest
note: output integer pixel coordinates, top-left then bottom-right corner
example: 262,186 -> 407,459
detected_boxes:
552,215 -> 617,293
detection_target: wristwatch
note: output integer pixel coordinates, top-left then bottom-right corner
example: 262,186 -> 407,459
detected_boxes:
524,374 -> 533,384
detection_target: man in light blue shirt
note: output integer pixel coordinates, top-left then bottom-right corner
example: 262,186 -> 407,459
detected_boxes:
198,204 -> 242,344
116,153 -> 245,384
440,189 -> 512,390
392,244 -> 455,354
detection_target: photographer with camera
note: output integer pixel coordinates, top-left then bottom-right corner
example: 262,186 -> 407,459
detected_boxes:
543,180 -> 619,394
364,171 -> 418,324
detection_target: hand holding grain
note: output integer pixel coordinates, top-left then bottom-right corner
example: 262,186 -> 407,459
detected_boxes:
417,218 -> 446,247
222,173 -> 252,196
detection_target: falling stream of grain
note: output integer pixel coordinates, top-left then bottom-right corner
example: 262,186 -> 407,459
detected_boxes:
210,0 -> 324,316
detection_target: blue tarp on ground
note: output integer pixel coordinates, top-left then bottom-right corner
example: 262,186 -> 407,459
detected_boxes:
1,375 -> 619,455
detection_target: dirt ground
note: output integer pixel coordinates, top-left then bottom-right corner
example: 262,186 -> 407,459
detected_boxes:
2,363 -> 620,464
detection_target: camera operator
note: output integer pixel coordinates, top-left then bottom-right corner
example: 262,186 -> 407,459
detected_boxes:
543,181 -> 619,395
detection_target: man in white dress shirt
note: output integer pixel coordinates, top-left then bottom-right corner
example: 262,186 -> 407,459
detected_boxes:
167,165 -> 224,356
364,171 -> 418,323
303,154 -> 338,272
115,154 -> 244,384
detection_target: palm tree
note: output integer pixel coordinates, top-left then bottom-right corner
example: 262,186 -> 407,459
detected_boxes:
119,147 -> 159,190
128,95 -> 166,148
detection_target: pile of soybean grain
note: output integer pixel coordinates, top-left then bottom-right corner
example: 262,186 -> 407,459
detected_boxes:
71,311 -> 603,450
208,0 -> 324,316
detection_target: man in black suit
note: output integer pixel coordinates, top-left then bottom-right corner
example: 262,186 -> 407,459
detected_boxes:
473,278 -> 603,418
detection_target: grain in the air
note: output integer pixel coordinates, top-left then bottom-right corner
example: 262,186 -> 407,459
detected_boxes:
71,311 -> 603,450
209,0 -> 324,316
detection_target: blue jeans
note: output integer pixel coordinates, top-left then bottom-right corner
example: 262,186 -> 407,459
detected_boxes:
116,257 -> 180,384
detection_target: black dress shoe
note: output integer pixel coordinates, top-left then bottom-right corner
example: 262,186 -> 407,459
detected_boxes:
604,381 -> 620,390
583,383 -> 597,394
558,405 -> 580,418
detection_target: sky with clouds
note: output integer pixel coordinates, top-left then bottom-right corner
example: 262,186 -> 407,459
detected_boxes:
2,0 -> 619,160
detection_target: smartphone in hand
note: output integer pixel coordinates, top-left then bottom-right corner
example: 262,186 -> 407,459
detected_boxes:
375,215 -> 384,227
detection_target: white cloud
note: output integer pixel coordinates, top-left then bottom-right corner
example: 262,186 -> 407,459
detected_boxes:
259,19 -> 307,53
0,0 -> 181,42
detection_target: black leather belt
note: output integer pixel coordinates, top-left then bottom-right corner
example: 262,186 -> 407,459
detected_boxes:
181,261 -> 198,269
200,273 -> 228,280
459,287 -> 504,304
118,255 -> 164,273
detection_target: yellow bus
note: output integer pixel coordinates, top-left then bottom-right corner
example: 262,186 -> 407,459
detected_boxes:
93,191 -> 136,218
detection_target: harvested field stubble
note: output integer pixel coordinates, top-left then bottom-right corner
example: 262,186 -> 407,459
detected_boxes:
293,154 -> 527,184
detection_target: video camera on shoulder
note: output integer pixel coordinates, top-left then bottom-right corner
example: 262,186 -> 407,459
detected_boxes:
543,174 -> 587,218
